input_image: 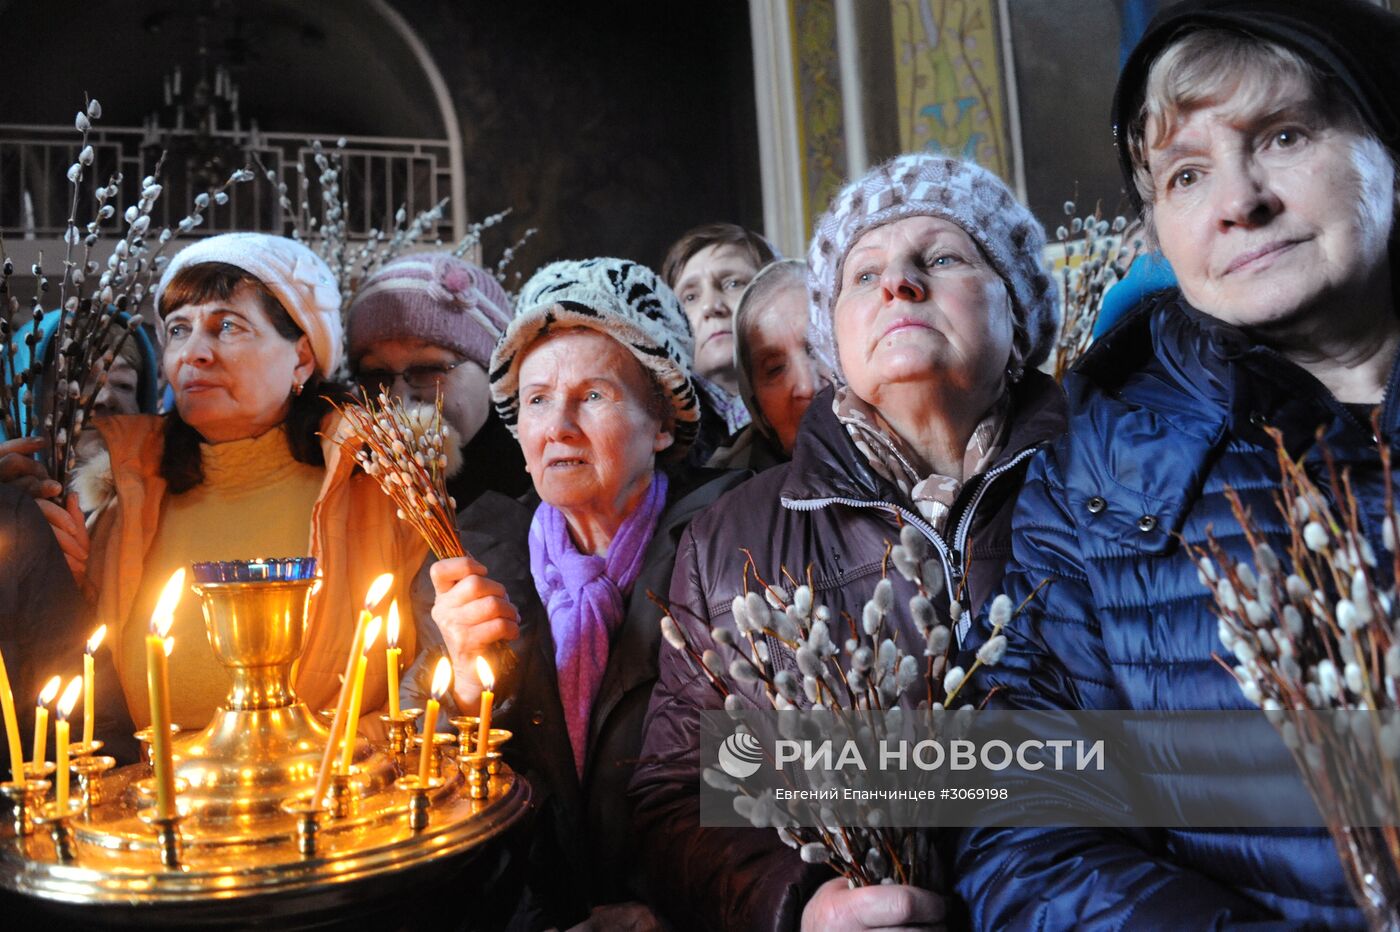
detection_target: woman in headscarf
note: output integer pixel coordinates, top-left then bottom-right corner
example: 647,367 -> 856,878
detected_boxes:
710,258 -> 824,470
630,154 -> 1067,931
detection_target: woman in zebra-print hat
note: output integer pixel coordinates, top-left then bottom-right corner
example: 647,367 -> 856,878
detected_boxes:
406,255 -> 745,929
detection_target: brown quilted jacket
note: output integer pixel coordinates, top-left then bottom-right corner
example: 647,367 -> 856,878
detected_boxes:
628,373 -> 1066,932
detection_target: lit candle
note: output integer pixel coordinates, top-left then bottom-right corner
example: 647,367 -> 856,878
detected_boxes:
313,573 -> 394,807
54,676 -> 82,812
147,569 -> 186,821
475,657 -> 495,758
0,646 -> 25,781
385,601 -> 402,719
83,624 -> 107,747
339,616 -> 382,774
32,676 -> 60,769
419,658 -> 452,785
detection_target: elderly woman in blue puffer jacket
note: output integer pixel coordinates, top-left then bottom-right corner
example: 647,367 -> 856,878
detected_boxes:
956,1 -> 1400,929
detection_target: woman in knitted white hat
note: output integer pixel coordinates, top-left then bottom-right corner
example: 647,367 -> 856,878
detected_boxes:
631,153 -> 1069,931
17,232 -> 441,738
405,256 -> 745,930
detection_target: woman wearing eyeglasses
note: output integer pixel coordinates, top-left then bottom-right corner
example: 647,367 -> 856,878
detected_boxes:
346,253 -> 530,513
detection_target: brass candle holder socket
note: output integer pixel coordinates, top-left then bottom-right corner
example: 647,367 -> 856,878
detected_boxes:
133,724 -> 182,766
280,796 -> 330,857
395,774 -> 442,832
450,716 -> 513,758
380,708 -> 422,757
21,761 -> 57,783
138,808 -> 186,869
328,768 -> 359,820
32,801 -> 82,861
410,733 -> 456,781
68,738 -> 105,759
466,752 -> 502,800
71,755 -> 117,810
0,778 -> 52,836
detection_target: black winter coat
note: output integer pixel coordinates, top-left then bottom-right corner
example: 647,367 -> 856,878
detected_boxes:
405,467 -> 748,930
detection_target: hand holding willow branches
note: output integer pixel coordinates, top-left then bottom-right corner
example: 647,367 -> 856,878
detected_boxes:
429,556 -> 520,710
33,493 -> 88,584
0,437 -> 62,500
801,878 -> 946,932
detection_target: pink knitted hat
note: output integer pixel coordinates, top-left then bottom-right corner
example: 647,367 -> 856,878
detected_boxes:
346,253 -> 512,368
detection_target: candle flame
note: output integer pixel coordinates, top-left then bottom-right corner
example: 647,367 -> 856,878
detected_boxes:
363,573 -> 394,610
475,656 -> 494,691
362,616 -> 383,654
430,656 -> 453,699
164,637 -> 175,657
38,675 -> 61,707
87,624 -> 107,655
387,601 -> 401,648
57,676 -> 83,720
151,568 -> 187,638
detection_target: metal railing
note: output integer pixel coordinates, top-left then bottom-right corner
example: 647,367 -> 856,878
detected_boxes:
0,124 -> 456,244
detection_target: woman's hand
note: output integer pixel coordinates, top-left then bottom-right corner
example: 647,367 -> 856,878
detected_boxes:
0,437 -> 62,499
35,494 -> 90,584
430,556 -> 520,710
801,878 -> 945,932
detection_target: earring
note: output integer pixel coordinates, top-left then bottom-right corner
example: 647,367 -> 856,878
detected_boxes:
292,381 -> 304,397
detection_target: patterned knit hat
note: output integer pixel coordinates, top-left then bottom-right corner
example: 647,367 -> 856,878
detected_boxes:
490,258 -> 700,455
808,153 -> 1059,378
346,252 -> 512,369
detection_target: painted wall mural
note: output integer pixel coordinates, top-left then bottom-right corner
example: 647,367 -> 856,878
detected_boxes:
889,0 -> 1012,179
791,0 -> 848,235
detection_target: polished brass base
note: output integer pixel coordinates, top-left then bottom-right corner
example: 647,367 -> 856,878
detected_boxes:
0,560 -> 530,922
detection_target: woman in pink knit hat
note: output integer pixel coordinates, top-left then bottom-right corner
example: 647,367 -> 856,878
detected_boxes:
346,252 -> 529,512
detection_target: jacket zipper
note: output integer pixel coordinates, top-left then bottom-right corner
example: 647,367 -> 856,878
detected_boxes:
781,444 -> 1044,645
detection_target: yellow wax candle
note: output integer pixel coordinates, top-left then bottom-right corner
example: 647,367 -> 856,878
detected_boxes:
147,569 -> 186,821
0,646 -> 26,781
340,616 -> 381,773
313,573 -> 394,806
55,676 -> 82,812
386,601 -> 402,719
32,676 -> 60,769
83,625 -> 106,747
475,657 -> 495,757
419,657 -> 452,785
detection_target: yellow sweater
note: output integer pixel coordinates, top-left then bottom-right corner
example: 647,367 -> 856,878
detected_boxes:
118,428 -> 324,730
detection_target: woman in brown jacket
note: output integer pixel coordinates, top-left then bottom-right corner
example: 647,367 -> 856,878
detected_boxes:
629,154 -> 1068,932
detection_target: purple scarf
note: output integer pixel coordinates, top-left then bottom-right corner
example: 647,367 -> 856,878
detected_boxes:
529,470 -> 669,777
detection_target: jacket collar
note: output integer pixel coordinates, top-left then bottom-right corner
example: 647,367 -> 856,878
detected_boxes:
779,371 -> 1067,508
1064,292 -> 1400,554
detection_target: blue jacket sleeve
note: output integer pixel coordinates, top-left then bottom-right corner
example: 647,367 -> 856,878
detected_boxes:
955,449 -> 1273,930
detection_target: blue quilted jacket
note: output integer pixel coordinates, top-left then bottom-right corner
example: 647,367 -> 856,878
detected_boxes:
955,293 -> 1393,930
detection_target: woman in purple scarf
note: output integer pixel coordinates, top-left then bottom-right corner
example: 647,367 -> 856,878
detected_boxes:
404,257 -> 745,931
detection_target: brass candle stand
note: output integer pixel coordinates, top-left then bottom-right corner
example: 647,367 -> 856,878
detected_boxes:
0,558 -> 529,925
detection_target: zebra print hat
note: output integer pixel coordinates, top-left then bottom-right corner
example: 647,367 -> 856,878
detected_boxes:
489,257 -> 700,455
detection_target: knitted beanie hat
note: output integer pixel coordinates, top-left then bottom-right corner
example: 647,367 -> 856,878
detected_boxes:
346,252 -> 512,369
1113,0 -> 1400,214
807,153 -> 1059,377
156,232 -> 343,377
490,257 -> 700,456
